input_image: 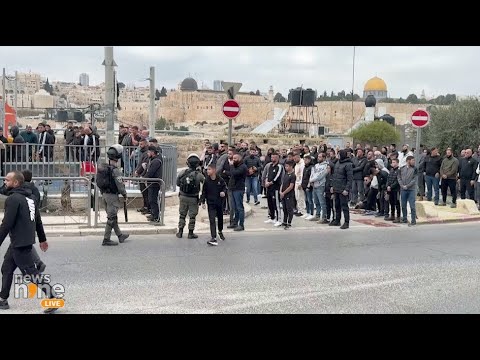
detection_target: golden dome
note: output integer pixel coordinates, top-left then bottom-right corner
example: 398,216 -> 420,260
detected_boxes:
364,76 -> 387,92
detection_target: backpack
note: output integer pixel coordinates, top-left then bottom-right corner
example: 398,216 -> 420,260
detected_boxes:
96,163 -> 118,193
179,169 -> 200,195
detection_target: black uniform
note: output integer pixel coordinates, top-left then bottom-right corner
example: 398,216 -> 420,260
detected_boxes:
458,156 -> 478,200
0,185 -> 55,303
386,166 -> 401,218
135,147 -> 150,211
200,176 -> 227,239
331,153 -> 353,225
280,171 -> 296,226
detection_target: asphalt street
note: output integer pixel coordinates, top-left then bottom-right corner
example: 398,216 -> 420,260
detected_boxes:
2,222 -> 480,314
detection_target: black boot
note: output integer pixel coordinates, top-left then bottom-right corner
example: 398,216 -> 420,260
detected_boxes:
188,230 -> 198,239
102,239 -> 118,246
340,222 -> 349,229
176,228 -> 183,238
227,223 -> 237,229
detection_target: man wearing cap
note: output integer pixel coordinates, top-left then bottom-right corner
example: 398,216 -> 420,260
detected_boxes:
64,121 -> 75,161
144,146 -> 163,223
176,154 -> 205,239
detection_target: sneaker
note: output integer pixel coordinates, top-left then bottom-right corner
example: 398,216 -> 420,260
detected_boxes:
375,212 -> 384,217
246,200 -> 250,204
305,215 -> 315,221
227,224 -> 238,228
450,203 -> 457,208
233,226 -> 244,231
294,212 -> 303,217
118,234 -> 129,243
262,195 -> 268,198
392,217 -> 401,223
401,219 -> 408,224
207,239 -> 218,246
273,221 -> 283,227
408,222 -> 417,227
218,232 -> 225,241
254,201 -> 260,206
0,298 -> 9,310
320,219 -> 330,224
301,214 -> 309,219
385,216 -> 395,221
439,203 -> 447,206
188,232 -> 199,239
102,239 -> 118,246
264,219 -> 275,224
329,221 -> 340,226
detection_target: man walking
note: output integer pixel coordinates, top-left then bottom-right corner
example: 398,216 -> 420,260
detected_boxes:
398,155 -> 418,226
0,171 -> 58,313
97,144 -> 130,246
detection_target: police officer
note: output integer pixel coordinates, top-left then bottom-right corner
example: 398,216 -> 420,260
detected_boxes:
176,153 -> 205,239
101,144 -> 129,246
144,145 -> 163,223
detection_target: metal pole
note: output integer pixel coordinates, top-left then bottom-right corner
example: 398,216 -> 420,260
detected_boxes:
103,47 -> 116,146
1,68 -> 5,131
14,71 -> 18,125
415,127 -> 421,168
149,66 -> 155,137
351,46 -> 355,130
228,118 -> 233,146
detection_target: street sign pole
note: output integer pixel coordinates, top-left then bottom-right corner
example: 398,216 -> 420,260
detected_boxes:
222,82 -> 242,146
415,127 -> 421,168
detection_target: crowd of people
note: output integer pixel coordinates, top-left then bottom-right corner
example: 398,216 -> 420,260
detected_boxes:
177,139 -> 480,245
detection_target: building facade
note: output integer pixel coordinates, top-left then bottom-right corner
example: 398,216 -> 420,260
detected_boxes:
79,73 -> 90,87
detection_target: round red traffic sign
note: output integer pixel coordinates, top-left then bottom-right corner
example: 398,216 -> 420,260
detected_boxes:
411,109 -> 430,128
222,100 -> 240,119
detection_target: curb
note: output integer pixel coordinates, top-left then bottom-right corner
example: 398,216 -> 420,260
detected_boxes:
44,226 -> 177,237
416,216 -> 480,225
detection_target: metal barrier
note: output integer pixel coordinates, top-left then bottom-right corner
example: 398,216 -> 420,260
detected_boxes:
93,177 -> 166,227
103,144 -> 177,192
1,143 -> 177,192
0,176 -> 92,227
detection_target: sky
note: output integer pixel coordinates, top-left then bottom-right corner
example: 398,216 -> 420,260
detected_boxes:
0,46 -> 479,98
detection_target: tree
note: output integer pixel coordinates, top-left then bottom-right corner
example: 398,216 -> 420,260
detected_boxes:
160,86 -> 168,97
118,82 -> 126,89
406,94 -> 419,103
155,117 -> 167,130
43,78 -> 53,95
445,94 -> 456,105
323,90 -> 328,98
155,89 -> 161,100
349,121 -> 401,145
274,92 -> 286,102
338,90 -> 346,99
255,90 -> 261,96
423,100 -> 480,153
249,91 -> 255,95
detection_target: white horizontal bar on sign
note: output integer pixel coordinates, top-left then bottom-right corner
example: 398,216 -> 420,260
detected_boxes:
223,106 -> 240,112
412,116 -> 428,121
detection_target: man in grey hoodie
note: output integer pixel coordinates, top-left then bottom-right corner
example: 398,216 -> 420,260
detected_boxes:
398,155 -> 418,226
309,152 -> 328,222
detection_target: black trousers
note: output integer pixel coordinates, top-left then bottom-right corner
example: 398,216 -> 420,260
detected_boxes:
1,245 -> 54,300
148,185 -> 160,219
366,188 -> 378,211
207,202 -> 224,239
325,192 -> 334,220
334,193 -> 350,223
140,182 -> 150,210
441,179 -> 457,204
460,178 -> 475,200
267,188 -> 282,221
388,190 -> 401,218
282,195 -> 295,225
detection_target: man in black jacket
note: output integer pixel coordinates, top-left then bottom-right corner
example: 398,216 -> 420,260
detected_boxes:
301,155 -> 314,218
224,153 -> 247,231
200,164 -> 227,246
134,139 -> 150,214
9,126 -> 26,163
64,121 -> 75,161
144,146 -> 163,223
351,149 -> 368,206
330,150 -> 353,229
421,147 -> 442,205
458,148 -> 478,200
385,158 -> 401,222
0,171 -> 59,313
264,153 -> 284,227
36,123 -> 55,163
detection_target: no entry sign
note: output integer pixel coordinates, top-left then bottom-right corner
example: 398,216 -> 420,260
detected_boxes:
222,100 -> 240,119
411,109 -> 430,128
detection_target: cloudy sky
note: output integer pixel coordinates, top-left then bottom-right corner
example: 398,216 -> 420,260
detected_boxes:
0,46 -> 478,98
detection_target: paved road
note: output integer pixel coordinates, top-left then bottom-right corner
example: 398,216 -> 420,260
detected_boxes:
2,222 -> 480,314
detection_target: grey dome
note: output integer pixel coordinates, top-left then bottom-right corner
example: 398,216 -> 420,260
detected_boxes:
180,77 -> 198,91
365,94 -> 376,108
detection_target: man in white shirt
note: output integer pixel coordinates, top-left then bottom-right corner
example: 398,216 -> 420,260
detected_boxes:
293,152 -> 305,216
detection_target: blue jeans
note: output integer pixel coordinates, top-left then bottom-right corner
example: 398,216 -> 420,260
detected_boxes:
232,190 -> 245,227
312,186 -> 327,219
401,189 -> 416,223
245,176 -> 258,202
304,189 -> 314,215
425,175 -> 440,203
